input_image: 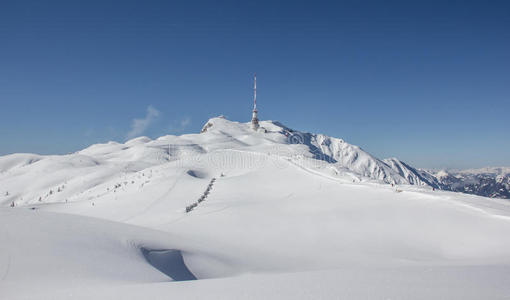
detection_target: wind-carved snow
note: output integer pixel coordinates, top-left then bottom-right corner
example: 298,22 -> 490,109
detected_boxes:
1,116 -> 510,299
141,248 -> 197,281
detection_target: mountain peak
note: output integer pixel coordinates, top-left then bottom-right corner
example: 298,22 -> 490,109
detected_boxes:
200,116 -> 245,133
200,115 -> 289,135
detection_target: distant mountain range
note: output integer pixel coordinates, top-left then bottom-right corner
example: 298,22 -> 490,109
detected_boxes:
426,168 -> 510,199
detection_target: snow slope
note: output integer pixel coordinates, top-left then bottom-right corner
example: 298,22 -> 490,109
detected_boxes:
0,117 -> 423,209
2,116 -> 510,299
383,158 -> 440,187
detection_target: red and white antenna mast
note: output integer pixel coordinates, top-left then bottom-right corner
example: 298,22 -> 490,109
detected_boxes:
251,73 -> 260,130
253,73 -> 257,112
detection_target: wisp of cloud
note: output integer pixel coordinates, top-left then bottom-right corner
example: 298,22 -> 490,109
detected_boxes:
127,105 -> 160,139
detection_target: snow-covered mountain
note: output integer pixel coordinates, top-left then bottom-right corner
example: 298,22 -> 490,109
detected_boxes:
2,116 -> 507,207
427,167 -> 510,199
2,116 -> 510,299
0,117 -> 428,208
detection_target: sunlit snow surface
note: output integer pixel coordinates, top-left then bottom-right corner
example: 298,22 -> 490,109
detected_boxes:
1,117 -> 510,299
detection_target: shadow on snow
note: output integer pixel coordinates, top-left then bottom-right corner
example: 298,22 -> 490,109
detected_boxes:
141,247 -> 197,281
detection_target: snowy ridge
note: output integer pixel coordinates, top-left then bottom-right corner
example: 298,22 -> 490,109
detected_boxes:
383,158 -> 440,187
200,117 -> 418,185
313,135 -> 408,184
0,117 -> 393,207
2,116 -> 509,208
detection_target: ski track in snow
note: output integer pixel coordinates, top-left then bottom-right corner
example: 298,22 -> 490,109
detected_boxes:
120,169 -> 187,222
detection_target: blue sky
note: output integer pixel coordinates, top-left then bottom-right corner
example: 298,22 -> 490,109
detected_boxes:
0,0 -> 509,169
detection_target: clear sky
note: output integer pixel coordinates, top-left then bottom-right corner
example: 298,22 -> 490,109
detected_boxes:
1,0 -> 509,169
